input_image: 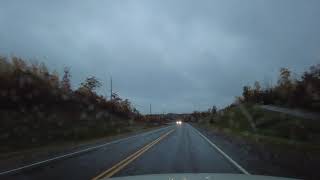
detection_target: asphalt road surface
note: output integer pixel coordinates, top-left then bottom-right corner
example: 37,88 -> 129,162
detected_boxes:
2,123 -> 245,180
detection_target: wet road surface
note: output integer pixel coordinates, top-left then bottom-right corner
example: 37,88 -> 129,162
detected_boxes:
2,123 -> 243,180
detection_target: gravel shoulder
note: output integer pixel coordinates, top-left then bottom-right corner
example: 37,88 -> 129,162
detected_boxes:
191,123 -> 320,180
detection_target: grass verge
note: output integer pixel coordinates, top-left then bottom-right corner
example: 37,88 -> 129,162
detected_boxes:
199,103 -> 320,151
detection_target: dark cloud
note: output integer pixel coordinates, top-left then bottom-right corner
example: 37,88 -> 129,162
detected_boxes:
1,0 -> 319,113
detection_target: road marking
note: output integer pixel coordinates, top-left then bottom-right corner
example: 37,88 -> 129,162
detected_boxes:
92,129 -> 175,180
0,126 -> 173,176
193,126 -> 250,175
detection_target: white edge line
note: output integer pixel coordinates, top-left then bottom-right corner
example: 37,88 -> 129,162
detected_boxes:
0,126 -> 173,176
193,127 -> 250,175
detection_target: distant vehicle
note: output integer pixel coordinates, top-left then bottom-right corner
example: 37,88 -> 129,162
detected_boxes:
104,173 -> 299,180
176,120 -> 182,125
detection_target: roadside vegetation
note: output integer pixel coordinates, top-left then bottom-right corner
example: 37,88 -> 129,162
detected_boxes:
241,65 -> 320,111
0,55 -> 161,153
200,104 -> 320,148
193,64 -> 320,148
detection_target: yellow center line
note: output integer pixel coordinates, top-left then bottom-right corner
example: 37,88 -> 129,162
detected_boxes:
91,128 -> 175,180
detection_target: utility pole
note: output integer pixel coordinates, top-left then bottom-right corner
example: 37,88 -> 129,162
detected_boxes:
105,77 -> 108,99
110,76 -> 113,100
149,104 -> 152,115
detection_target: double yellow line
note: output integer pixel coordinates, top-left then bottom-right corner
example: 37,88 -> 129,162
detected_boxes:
92,129 -> 175,180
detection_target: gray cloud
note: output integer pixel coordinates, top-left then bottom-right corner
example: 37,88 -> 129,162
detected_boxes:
1,0 -> 320,113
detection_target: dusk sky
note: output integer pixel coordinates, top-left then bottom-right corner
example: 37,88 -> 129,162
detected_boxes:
1,0 -> 319,114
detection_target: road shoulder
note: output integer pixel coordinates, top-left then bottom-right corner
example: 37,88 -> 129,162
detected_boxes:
190,123 -> 319,180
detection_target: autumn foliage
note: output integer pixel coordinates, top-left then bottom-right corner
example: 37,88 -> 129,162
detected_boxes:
241,65 -> 320,111
0,56 -> 140,152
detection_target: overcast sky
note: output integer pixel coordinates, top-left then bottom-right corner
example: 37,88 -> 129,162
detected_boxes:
0,0 -> 319,114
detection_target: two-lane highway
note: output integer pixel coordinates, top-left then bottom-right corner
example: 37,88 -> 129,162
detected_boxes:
115,123 -> 242,177
2,123 -> 246,180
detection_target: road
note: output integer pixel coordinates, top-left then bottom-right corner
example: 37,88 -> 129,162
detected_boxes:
1,123 -> 245,180
260,105 -> 320,121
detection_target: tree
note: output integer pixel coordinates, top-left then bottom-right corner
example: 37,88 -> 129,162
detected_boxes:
253,81 -> 262,103
242,86 -> 252,102
122,99 -> 132,115
0,56 -> 13,74
38,62 -> 50,80
30,60 -> 40,75
211,105 -> 217,114
39,62 -> 48,75
49,70 -> 60,88
299,64 -> 320,110
254,81 -> 261,92
61,67 -> 72,92
278,67 -> 291,86
276,68 -> 294,105
12,57 -> 27,72
80,76 -> 101,93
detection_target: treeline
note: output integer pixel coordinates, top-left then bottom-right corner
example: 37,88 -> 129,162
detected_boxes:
189,64 -> 320,123
189,106 -> 217,122
0,56 -> 141,151
241,65 -> 320,111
